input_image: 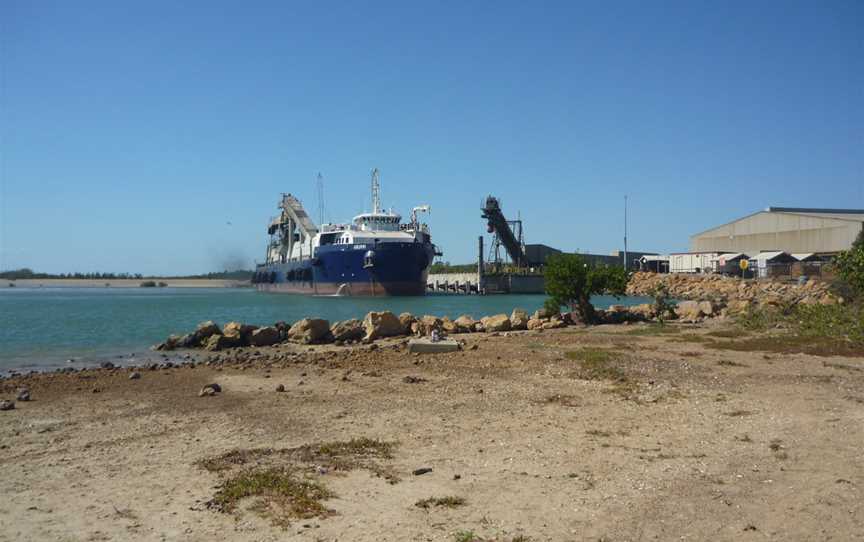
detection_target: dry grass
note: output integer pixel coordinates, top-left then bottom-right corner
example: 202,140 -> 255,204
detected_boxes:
198,438 -> 397,527
705,335 -> 864,357
415,496 -> 466,509
207,467 -> 334,527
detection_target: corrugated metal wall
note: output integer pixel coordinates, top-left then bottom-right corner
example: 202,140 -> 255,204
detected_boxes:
690,212 -> 863,254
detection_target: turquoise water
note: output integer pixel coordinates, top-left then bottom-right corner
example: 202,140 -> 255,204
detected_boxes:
0,288 -> 651,373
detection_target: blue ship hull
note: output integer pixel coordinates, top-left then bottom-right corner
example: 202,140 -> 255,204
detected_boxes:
253,241 -> 434,296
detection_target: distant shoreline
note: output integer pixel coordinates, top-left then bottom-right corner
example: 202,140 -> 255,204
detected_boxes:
0,278 -> 251,289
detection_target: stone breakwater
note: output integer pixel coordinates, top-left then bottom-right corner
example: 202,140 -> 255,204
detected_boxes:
153,308 -> 570,353
624,271 -> 840,321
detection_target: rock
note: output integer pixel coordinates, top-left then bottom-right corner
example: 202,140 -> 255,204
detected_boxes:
100,361 -> 115,369
532,307 -> 553,320
129,372 -> 141,380
480,314 -> 511,332
542,317 -> 567,329
330,319 -> 365,342
288,318 -> 332,344
453,315 -> 476,333
16,388 -> 30,401
363,311 -> 406,340
412,467 -> 433,476
416,315 -> 443,336
0,400 -> 14,411
441,317 -> 458,334
249,326 -> 281,347
527,318 -> 544,330
398,312 -> 416,331
203,334 -> 241,351
402,375 -> 428,383
674,300 -> 704,322
199,383 -> 221,396
194,320 -> 221,342
510,308 -> 529,330
223,322 -> 258,345
276,384 -> 285,392
697,300 -> 716,317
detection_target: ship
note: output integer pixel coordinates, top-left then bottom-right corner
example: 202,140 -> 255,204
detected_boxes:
252,169 -> 440,296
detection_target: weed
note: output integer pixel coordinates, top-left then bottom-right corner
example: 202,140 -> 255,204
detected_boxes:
725,410 -> 753,417
735,434 -> 753,443
566,348 -> 627,381
415,496 -> 466,509
454,530 -> 480,542
586,429 -> 612,437
207,467 -> 334,526
717,360 -> 748,367
198,438 -> 397,527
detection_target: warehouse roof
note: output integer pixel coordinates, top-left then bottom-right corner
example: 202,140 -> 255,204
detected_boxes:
692,207 -> 864,237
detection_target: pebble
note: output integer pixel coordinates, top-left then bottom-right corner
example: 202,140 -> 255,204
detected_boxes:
16,388 -> 31,401
0,400 -> 14,411
412,467 -> 433,476
129,372 -> 141,380
276,384 -> 285,392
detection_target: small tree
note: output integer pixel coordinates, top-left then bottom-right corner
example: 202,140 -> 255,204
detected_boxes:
835,228 -> 864,298
544,253 -> 628,324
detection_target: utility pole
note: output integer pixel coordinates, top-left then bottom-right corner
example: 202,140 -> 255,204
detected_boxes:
624,195 -> 628,271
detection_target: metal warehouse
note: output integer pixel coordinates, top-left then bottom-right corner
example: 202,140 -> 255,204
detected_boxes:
690,207 -> 864,255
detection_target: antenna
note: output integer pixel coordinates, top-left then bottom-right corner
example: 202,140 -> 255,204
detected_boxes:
315,172 -> 325,225
371,168 -> 381,214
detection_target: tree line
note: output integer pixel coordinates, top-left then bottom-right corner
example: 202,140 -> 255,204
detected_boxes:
0,268 -> 254,280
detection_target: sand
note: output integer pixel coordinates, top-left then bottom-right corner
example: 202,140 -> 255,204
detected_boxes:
0,324 -> 862,541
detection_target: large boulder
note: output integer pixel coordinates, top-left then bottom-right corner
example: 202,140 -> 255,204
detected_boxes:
527,318 -> 545,330
203,334 -> 240,351
287,318 -> 332,344
398,312 -> 416,331
194,321 -> 221,342
249,326 -> 281,347
331,319 -> 365,342
223,322 -> 259,345
363,311 -> 405,340
510,308 -> 529,330
674,300 -> 704,322
412,315 -> 443,336
453,315 -> 476,333
441,317 -> 458,334
481,314 -> 511,333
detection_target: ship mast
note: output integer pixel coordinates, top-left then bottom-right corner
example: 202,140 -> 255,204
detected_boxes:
371,168 -> 381,214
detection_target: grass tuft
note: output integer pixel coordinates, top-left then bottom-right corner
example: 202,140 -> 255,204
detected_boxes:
207,467 -> 333,526
198,438 -> 397,527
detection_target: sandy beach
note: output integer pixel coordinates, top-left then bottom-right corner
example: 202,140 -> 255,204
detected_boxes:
1,279 -> 249,289
1,322 -> 862,541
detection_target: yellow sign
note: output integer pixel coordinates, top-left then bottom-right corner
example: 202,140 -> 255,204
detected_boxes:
739,259 -> 749,271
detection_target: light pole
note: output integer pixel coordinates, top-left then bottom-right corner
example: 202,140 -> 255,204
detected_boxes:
623,195 -> 628,271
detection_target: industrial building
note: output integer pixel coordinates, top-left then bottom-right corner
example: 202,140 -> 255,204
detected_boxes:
690,207 -> 864,255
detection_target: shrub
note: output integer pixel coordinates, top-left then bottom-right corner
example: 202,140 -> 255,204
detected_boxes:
543,254 -> 627,324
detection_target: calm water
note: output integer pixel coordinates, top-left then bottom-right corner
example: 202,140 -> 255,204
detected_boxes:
0,288 -> 651,373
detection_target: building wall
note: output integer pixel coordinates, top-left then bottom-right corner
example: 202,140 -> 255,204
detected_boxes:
690,212 -> 863,254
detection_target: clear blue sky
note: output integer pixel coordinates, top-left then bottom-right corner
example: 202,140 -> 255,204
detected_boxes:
1,0 -> 862,275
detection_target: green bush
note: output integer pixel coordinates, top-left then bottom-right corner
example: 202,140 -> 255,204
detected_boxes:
835,230 -> 864,299
544,253 -> 627,324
